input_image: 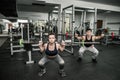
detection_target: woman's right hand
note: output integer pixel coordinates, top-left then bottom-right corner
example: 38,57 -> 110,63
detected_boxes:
39,41 -> 43,46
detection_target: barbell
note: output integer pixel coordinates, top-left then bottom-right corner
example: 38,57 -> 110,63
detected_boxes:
63,40 -> 100,46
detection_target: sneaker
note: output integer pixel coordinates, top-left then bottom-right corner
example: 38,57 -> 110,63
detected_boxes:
59,70 -> 67,77
38,69 -> 46,77
92,59 -> 97,63
77,57 -> 82,62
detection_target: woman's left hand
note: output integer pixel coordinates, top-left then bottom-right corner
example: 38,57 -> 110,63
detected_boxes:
61,40 -> 66,46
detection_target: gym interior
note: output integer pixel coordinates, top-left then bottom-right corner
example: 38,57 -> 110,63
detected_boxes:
0,0 -> 120,80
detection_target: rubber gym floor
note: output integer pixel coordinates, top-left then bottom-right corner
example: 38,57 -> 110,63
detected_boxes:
0,39 -> 120,80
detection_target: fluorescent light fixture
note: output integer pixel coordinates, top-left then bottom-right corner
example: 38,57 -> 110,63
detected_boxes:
53,10 -> 59,13
17,19 -> 28,23
75,9 -> 84,12
65,10 -> 72,14
86,10 -> 95,12
54,6 -> 59,9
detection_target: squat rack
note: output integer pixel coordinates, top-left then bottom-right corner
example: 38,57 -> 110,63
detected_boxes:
3,17 -> 38,64
62,5 -> 97,54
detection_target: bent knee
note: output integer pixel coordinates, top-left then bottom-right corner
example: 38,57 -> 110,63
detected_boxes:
38,61 -> 44,66
59,60 -> 65,65
94,50 -> 99,55
79,50 -> 84,53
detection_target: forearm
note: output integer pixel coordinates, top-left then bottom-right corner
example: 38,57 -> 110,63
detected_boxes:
95,35 -> 103,40
39,46 -> 44,52
75,36 -> 82,40
59,45 -> 65,51
75,33 -> 82,40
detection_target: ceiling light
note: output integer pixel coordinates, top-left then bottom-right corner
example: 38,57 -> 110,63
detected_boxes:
54,6 -> 59,9
53,10 -> 59,13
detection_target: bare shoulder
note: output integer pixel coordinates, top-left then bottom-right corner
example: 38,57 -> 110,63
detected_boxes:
92,35 -> 96,38
92,35 -> 96,40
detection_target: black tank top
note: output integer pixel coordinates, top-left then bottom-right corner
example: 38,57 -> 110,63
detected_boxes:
84,36 -> 93,47
45,43 -> 58,56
